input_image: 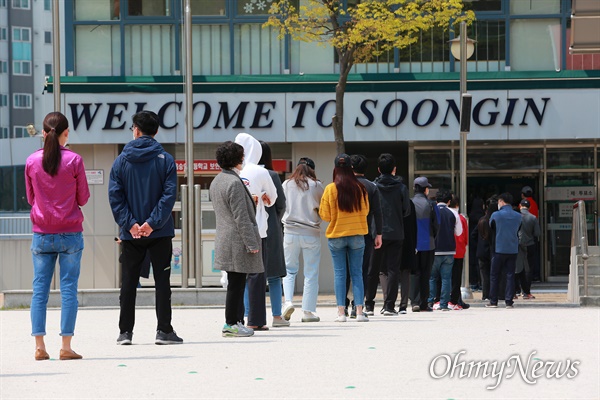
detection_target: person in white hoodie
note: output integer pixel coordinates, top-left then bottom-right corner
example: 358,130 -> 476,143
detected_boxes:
234,133 -> 278,330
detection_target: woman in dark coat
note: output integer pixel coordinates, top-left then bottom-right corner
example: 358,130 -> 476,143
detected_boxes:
468,197 -> 485,290
259,141 -> 288,327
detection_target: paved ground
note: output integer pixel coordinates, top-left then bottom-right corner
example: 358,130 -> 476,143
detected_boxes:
1,303 -> 598,399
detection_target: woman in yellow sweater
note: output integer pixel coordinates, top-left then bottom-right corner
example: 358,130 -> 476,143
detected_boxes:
319,154 -> 370,322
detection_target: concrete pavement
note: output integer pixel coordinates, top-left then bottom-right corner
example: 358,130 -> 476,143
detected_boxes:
1,305 -> 599,399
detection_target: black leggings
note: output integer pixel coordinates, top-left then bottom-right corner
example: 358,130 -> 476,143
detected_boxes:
225,272 -> 246,326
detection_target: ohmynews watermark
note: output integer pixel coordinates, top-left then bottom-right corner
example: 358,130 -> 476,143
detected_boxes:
429,351 -> 580,390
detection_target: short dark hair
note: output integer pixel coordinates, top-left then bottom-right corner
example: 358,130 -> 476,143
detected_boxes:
414,184 -> 426,194
449,196 -> 460,208
436,189 -> 454,204
350,154 -> 368,174
216,141 -> 244,170
378,153 -> 395,175
132,110 -> 160,136
498,192 -> 513,205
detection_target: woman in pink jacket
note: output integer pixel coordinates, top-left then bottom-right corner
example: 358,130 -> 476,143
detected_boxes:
25,112 -> 90,361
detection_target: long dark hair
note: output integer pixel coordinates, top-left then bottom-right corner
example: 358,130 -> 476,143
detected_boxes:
289,163 -> 317,191
42,112 -> 69,176
333,166 -> 366,213
258,140 -> 273,170
478,197 -> 498,241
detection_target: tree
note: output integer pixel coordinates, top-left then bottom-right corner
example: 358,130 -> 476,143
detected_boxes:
265,0 -> 474,154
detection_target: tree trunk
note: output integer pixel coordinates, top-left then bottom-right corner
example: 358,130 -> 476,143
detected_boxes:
333,77 -> 346,155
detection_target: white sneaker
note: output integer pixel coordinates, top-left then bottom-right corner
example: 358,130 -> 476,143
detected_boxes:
282,303 -> 295,321
356,314 -> 369,322
301,311 -> 320,322
334,315 -> 347,322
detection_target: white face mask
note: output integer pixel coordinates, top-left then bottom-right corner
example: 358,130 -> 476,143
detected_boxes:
132,133 -> 136,141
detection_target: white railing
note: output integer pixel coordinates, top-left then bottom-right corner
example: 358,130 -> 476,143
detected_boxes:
569,200 -> 595,301
0,215 -> 32,238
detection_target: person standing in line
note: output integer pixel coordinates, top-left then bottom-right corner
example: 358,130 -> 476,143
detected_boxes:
281,158 -> 324,323
348,154 -> 382,318
468,197 -> 485,291
516,199 -> 540,300
410,177 -> 439,312
109,110 -> 183,345
210,141 -> 262,337
521,186 -> 541,282
26,111 -> 90,361
320,154 -> 370,322
471,197 -> 498,301
487,192 -> 522,309
258,140 -> 289,327
234,133 -> 278,331
365,153 -> 409,316
399,198 -> 417,314
449,196 -> 470,310
428,190 -> 461,311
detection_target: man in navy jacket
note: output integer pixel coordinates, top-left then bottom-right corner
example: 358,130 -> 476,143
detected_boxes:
109,110 -> 182,346
488,192 -> 522,308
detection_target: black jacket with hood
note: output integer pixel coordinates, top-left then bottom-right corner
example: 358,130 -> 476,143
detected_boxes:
374,174 -> 411,241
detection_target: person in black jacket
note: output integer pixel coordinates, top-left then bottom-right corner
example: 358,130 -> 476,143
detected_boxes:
346,155 -> 382,318
109,110 -> 183,346
365,153 -> 410,315
470,196 -> 498,301
399,199 -> 417,314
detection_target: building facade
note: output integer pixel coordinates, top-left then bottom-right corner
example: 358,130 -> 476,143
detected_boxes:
1,0 -> 600,292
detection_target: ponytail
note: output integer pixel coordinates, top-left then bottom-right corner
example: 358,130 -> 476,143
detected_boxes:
42,112 -> 69,176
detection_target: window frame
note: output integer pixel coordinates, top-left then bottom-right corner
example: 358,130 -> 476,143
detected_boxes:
11,0 -> 29,10
12,60 -> 31,76
13,126 -> 27,138
12,93 -> 32,109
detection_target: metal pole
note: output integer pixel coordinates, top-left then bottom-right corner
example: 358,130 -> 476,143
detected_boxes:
52,0 -> 61,111
181,185 -> 189,288
459,21 -> 472,300
194,184 -> 203,287
183,0 -> 194,288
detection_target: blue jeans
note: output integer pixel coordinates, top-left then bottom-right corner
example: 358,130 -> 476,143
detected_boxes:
327,235 -> 365,307
282,233 -> 321,312
428,254 -> 453,308
30,232 -> 84,336
244,276 -> 282,317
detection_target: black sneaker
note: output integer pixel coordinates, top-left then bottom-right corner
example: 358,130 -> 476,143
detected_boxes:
382,308 -> 398,316
117,332 -> 132,345
364,306 -> 374,316
459,302 -> 471,309
350,306 -> 357,319
155,330 -> 183,345
411,305 -> 420,312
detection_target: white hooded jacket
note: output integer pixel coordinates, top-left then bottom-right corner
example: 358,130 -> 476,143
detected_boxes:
234,133 -> 277,238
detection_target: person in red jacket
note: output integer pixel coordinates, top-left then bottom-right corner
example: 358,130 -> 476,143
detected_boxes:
449,196 -> 470,310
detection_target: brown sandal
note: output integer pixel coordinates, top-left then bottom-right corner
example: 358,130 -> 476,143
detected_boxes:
247,325 -> 269,331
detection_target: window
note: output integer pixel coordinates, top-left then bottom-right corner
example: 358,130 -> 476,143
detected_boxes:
44,0 -> 50,11
0,28 -> 7,41
0,60 -> 7,73
128,0 -> 170,17
44,63 -> 52,76
0,94 -> 7,106
0,0 -> 6,8
75,25 -> 121,75
44,31 -> 51,44
191,0 -> 226,16
0,166 -> 30,211
12,60 -> 31,75
13,93 -> 31,108
12,27 -> 31,42
237,0 -> 298,15
0,127 -> 8,139
11,0 -> 29,9
13,126 -> 27,138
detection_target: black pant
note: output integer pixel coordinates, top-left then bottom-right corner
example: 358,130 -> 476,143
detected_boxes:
410,250 -> 434,309
346,234 -> 374,308
532,242 -> 541,281
119,236 -> 173,334
225,272 -> 247,326
247,238 -> 267,327
366,239 -> 403,311
398,268 -> 410,311
451,258 -> 463,304
490,252 -> 516,306
479,258 -> 491,301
